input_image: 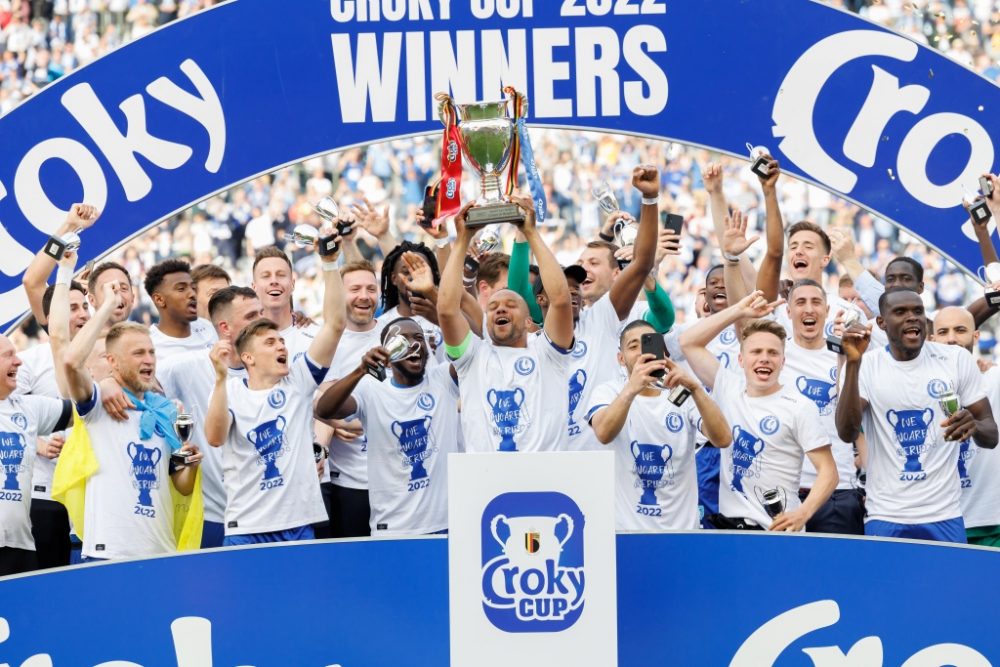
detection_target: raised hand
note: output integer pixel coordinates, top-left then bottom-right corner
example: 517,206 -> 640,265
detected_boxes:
769,507 -> 808,532
359,346 -> 391,375
757,155 -> 781,189
632,164 -> 660,198
942,408 -> 978,442
65,203 -> 100,231
661,358 -> 700,392
625,352 -> 667,397
654,230 -> 682,266
722,210 -> 759,258
210,336 -> 234,380
509,193 -> 536,230
702,163 -> 723,195
827,227 -> 858,264
402,251 -> 436,295
736,290 -> 784,319
351,197 -> 390,238
841,322 -> 872,363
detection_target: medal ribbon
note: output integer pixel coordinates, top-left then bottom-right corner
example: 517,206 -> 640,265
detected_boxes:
436,96 -> 464,224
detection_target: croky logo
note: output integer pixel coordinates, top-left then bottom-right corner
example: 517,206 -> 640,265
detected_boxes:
481,491 -> 585,633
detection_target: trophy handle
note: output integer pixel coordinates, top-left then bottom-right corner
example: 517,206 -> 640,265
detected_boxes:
921,408 -> 934,426
150,447 -> 162,466
753,485 -> 765,506
513,388 -> 525,407
661,444 -> 673,463
630,441 -> 640,461
486,389 -> 499,408
490,514 -> 509,549
391,421 -> 402,438
434,92 -> 455,126
127,442 -> 138,461
276,415 -> 286,432
556,513 -> 574,548
423,416 -> 433,432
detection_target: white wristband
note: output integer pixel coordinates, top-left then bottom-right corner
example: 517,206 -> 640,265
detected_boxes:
322,261 -> 339,273
723,252 -> 741,263
641,196 -> 659,206
434,237 -> 450,249
55,264 -> 73,286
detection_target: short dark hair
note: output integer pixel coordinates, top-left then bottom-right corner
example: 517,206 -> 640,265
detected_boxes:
208,285 -> 259,321
787,221 -> 831,254
787,278 -> 826,302
585,241 -> 618,268
144,259 -> 192,298
41,281 -> 86,318
878,286 -> 921,316
191,264 -> 231,289
87,261 -> 131,295
252,245 -> 293,274
886,256 -> 924,283
477,253 -> 510,289
235,318 -> 278,356
619,319 -> 655,348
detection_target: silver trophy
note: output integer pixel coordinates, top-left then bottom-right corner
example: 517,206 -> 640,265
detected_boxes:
826,306 -> 862,355
439,95 -> 525,228
747,143 -> 772,179
965,188 -> 992,226
938,390 -> 960,417
979,262 -> 1000,307
754,486 -> 787,519
313,198 -> 355,238
592,181 -> 620,215
43,231 -> 80,261
366,326 -> 421,381
292,224 -> 319,248
171,413 -> 195,466
473,228 -> 502,256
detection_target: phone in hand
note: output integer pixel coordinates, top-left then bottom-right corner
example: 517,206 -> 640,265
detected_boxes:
420,184 -> 439,229
640,333 -> 667,379
662,213 -> 684,235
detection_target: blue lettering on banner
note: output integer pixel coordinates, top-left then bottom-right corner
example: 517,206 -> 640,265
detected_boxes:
246,416 -> 288,481
796,376 -> 836,416
0,431 -> 27,490
126,442 -> 161,509
481,491 -> 585,633
886,408 -> 933,475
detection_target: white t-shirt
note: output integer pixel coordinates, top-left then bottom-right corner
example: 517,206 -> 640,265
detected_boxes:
77,384 -> 178,559
586,380 -> 701,531
279,322 -> 319,361
666,322 -> 741,373
150,318 -> 217,364
566,295 -> 626,451
221,354 -> 328,535
782,340 -> 856,490
959,365 -> 1000,528
14,342 -> 61,501
452,332 -> 571,452
351,365 -> 460,535
858,342 -> 987,525
323,325 -> 381,490
159,349 -> 247,524
0,393 -> 68,550
711,366 -> 830,527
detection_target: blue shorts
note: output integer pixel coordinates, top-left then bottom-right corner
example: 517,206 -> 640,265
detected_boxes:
696,446 -> 721,529
865,517 -> 967,543
222,525 -> 315,547
201,521 -> 225,549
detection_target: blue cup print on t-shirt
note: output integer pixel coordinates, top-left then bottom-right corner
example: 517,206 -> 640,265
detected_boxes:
886,408 -> 933,474
0,431 -> 26,490
391,416 -> 434,481
126,442 -> 161,507
247,415 -> 286,480
630,441 -> 674,506
487,388 -> 526,452
731,425 -> 765,495
567,369 -> 588,427
796,376 -> 836,416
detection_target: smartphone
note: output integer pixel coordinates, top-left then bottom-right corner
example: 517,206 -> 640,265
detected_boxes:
662,213 -> 684,235
420,184 -> 438,229
640,333 -> 667,379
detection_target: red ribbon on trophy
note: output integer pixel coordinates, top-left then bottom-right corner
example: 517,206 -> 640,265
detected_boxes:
435,93 -> 464,226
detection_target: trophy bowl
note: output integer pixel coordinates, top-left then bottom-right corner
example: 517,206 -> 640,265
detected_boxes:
455,99 -> 525,228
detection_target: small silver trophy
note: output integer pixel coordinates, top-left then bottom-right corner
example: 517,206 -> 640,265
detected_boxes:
826,306 -> 862,355
938,389 -> 960,418
979,262 -> 1000,307
592,181 -> 620,215
366,326 -> 422,381
747,143 -> 772,179
43,231 -> 80,261
473,228 -> 501,256
755,486 -> 787,519
171,413 -> 195,466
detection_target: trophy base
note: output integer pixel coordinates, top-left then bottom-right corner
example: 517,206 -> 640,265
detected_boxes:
466,202 -> 525,229
970,200 -> 992,225
986,290 -> 1000,307
751,156 -> 772,179
825,335 -> 844,355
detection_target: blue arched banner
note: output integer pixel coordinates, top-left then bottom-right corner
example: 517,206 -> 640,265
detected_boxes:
1,0 -> 999,329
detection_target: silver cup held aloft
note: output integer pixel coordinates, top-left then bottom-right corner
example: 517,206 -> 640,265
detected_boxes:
592,181 -> 620,216
171,412 -> 195,466
826,307 -> 862,355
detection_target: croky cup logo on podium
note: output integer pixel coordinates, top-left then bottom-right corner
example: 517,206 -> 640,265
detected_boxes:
449,452 -> 616,667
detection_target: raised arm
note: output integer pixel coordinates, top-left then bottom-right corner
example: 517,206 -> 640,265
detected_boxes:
437,204 -> 475,347
62,280 -> 122,404
720,210 -> 760,307
590,353 -> 666,444
754,157 -> 784,301
307,236 -> 346,368
703,163 -> 756,285
204,337 -> 234,447
47,250 -> 78,399
22,204 -> 99,326
663,359 -> 732,447
351,197 -> 398,258
834,324 -> 871,444
314,347 -> 389,420
517,195 -> 573,350
509,231 -> 545,325
609,166 -> 661,320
